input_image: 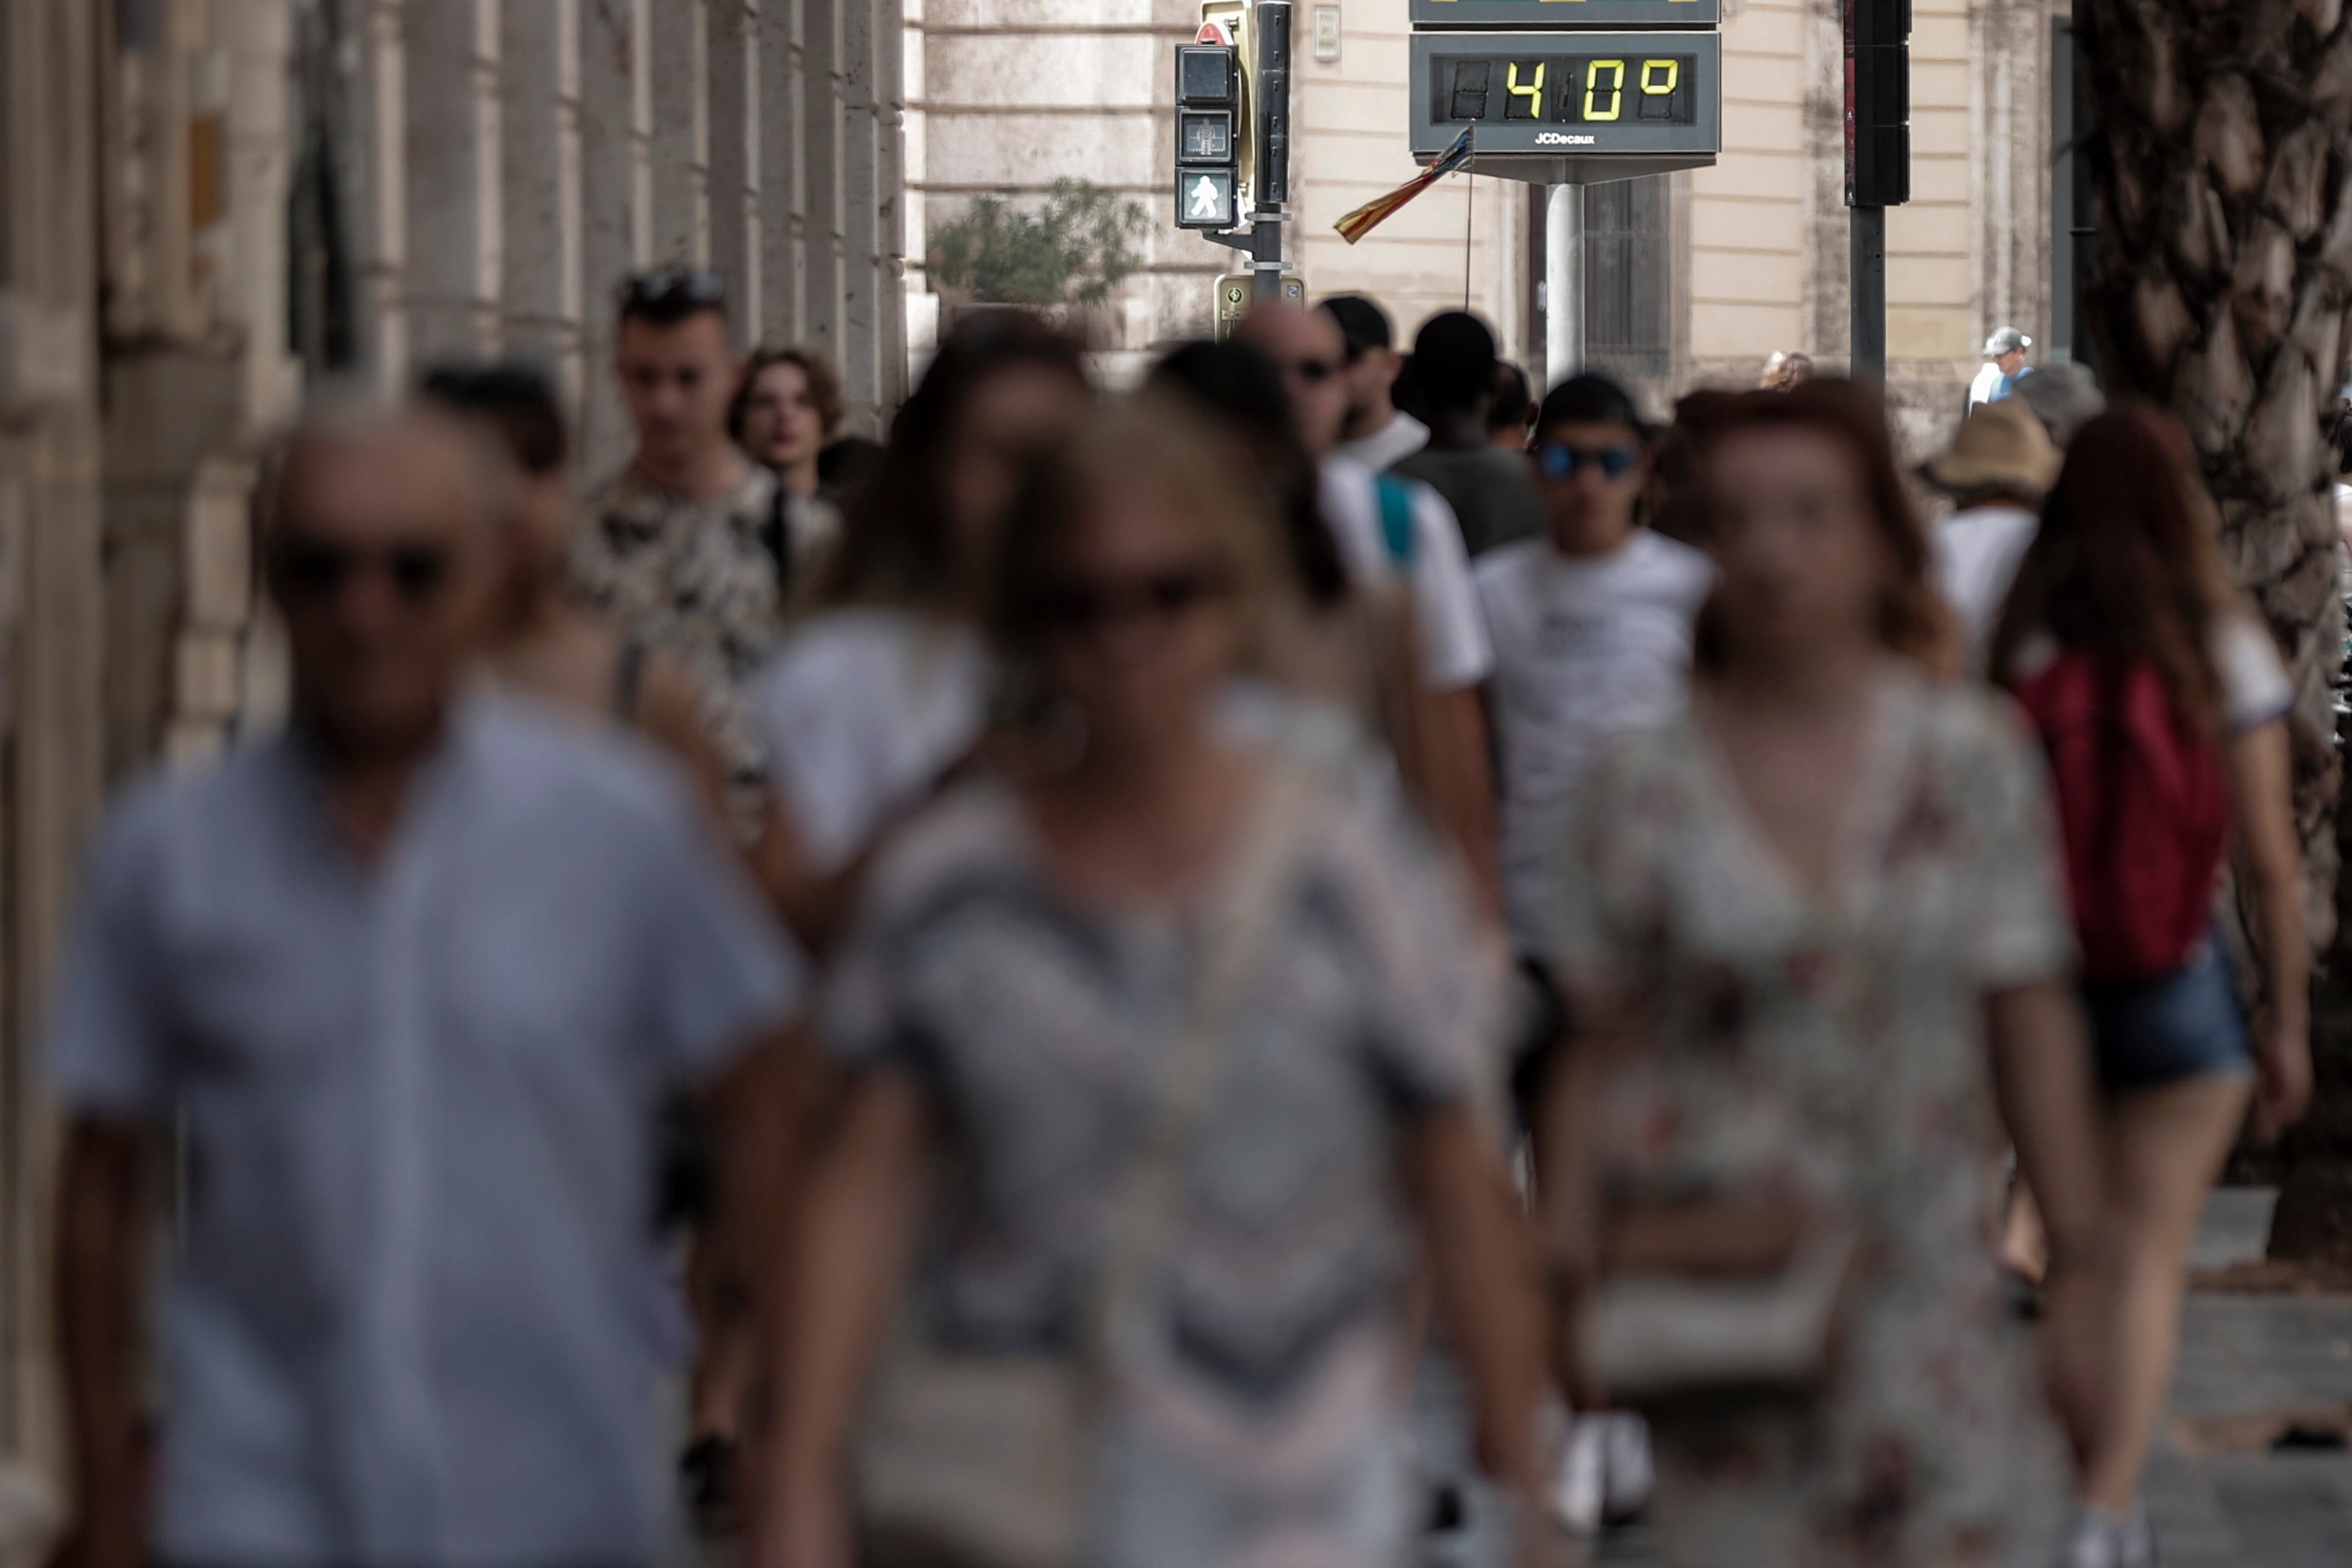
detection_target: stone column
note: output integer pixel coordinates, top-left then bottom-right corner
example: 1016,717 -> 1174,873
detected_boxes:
649,0 -> 712,268
839,0 -> 882,422
901,0 -> 936,365
577,0 -> 651,474
402,0 -> 504,367
875,0 -> 909,410
709,1 -> 763,345
802,0 -> 845,357
0,0 -> 104,1478
759,0 -> 805,342
503,0 -> 587,405
349,0 -> 413,392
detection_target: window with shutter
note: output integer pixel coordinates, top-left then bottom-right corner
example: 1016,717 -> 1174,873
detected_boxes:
1583,176 -> 1672,380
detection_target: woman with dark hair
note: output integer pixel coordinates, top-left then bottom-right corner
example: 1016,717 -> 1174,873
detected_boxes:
747,314 -> 1093,948
1539,382 -> 2106,1567
760,396 -> 1544,1568
1990,408 -> 2310,1568
1144,341 -> 1442,817
732,344 -> 849,605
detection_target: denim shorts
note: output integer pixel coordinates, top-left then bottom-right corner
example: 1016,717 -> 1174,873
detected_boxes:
2081,936 -> 2254,1095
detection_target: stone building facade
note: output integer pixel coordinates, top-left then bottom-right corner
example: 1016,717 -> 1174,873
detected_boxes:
0,0 -> 907,1487
909,0 -> 2065,447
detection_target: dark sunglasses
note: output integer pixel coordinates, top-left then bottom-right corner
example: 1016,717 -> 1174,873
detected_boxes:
1535,442 -> 1641,481
622,268 -> 725,311
272,538 -> 455,606
1033,567 -> 1231,634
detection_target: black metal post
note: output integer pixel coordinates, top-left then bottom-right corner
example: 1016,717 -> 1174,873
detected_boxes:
1851,204 -> 1885,381
1252,1 -> 1292,305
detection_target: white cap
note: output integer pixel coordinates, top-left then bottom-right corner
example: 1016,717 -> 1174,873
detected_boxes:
1984,326 -> 2032,357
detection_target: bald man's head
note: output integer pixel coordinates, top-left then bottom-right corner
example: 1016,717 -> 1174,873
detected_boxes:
266,400 -> 516,762
1236,303 -> 1351,459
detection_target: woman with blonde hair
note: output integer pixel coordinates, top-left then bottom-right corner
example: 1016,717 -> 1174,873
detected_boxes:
757,396 -> 1547,1568
1539,382 -> 2105,1567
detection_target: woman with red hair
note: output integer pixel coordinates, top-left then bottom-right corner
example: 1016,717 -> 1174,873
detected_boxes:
1991,408 -> 2310,1567
1539,384 -> 2106,1566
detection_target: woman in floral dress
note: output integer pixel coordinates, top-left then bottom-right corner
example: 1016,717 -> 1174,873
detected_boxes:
1539,384 -> 2108,1567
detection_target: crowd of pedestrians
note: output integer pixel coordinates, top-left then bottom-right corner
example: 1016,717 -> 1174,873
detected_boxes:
38,267 -> 2316,1568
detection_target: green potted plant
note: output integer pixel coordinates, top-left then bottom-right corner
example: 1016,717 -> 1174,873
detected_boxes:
927,178 -> 1150,346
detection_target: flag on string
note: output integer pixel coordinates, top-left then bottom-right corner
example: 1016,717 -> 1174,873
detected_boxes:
1334,125 -> 1476,246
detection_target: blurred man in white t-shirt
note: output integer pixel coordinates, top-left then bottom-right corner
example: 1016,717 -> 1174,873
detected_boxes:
1475,371 -> 1711,1538
1920,399 -> 2063,669
1240,301 -> 1501,913
1323,294 -> 1431,473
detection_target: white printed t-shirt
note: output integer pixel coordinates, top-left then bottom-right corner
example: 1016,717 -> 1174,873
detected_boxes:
1319,456 -> 1494,692
1932,504 -> 2040,669
1336,410 -> 1430,473
752,609 -> 990,873
1476,530 -> 1714,955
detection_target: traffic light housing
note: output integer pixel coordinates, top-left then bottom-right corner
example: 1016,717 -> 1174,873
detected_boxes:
1846,0 -> 1910,208
1175,44 -> 1242,229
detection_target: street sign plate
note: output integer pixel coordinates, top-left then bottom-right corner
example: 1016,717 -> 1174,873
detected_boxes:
1408,29 -> 1721,181
1177,169 -> 1240,229
1214,272 -> 1308,339
1410,0 -> 1722,24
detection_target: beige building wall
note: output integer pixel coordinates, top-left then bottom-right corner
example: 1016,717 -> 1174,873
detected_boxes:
1684,0 -> 2058,448
0,0 -> 911,1505
1292,0 -> 1532,363
906,0 -> 1532,370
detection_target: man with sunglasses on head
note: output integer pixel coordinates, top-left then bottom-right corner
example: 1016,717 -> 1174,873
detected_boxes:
1393,311 -> 1549,560
1473,373 -> 1710,1540
573,268 -> 783,805
45,400 -> 803,1568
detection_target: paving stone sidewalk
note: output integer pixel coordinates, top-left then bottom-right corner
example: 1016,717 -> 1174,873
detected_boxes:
2142,1188 -> 2352,1568
1585,1188 -> 2352,1567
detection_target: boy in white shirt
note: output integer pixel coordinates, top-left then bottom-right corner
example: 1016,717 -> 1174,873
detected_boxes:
1474,373 -> 1712,1538
1477,376 -> 1713,973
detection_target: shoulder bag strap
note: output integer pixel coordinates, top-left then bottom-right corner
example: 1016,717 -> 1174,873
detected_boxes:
1082,768 -> 1312,1366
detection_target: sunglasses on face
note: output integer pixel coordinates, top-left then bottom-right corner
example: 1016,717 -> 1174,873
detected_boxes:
1033,566 -> 1231,635
272,538 -> 456,606
622,268 -> 726,311
1535,442 -> 1641,482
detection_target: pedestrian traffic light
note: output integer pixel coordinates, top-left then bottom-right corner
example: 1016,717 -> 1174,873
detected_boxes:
1176,42 -> 1243,229
1845,0 -> 1910,207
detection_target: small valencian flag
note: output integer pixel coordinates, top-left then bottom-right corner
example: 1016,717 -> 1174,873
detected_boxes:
1335,124 -> 1476,245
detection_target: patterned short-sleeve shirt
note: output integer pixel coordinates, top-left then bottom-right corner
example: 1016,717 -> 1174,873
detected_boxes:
570,462 -> 784,788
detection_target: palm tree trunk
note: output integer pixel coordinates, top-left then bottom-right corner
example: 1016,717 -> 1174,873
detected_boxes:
2079,0 -> 2352,1259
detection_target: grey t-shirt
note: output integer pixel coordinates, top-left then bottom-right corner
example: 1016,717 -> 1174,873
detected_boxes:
1392,445 -> 1550,558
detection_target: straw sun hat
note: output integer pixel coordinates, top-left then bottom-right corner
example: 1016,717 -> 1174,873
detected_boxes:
1919,399 -> 2062,496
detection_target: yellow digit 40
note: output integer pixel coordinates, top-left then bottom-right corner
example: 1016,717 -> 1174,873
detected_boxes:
1642,58 -> 1680,98
1584,59 -> 1626,122
1507,61 -> 1546,116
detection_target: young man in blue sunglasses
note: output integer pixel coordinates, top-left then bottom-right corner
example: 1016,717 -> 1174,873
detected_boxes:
1473,373 -> 1713,1538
